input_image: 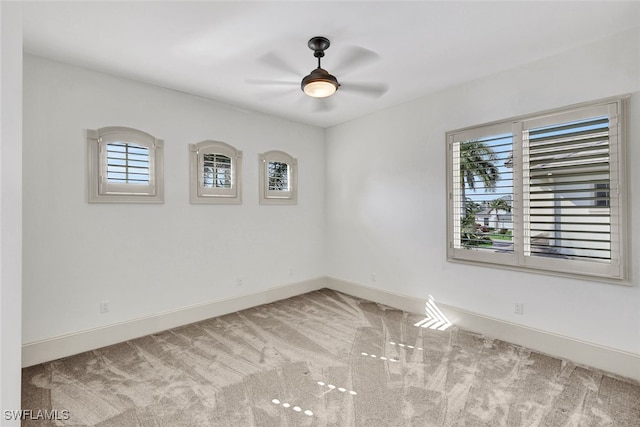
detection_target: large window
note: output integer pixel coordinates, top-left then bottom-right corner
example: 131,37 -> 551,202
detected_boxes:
87,127 -> 164,203
189,140 -> 242,204
446,97 -> 628,283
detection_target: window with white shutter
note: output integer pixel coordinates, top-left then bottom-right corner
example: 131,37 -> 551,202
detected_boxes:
259,151 -> 297,204
87,127 -> 164,203
189,140 -> 242,204
268,161 -> 290,191
447,97 -> 628,283
105,143 -> 150,186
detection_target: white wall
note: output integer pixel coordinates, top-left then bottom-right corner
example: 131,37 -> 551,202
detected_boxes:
22,55 -> 326,344
21,25 -> 640,371
1,2 -> 23,424
326,28 -> 640,355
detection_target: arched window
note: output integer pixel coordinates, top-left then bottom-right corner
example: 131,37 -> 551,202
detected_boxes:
87,127 -> 164,203
190,140 -> 242,203
259,150 -> 297,204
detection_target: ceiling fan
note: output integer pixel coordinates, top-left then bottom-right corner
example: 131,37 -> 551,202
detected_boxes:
248,36 -> 388,106
301,36 -> 341,98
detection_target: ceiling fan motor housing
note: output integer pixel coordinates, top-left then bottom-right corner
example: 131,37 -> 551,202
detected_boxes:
301,68 -> 339,98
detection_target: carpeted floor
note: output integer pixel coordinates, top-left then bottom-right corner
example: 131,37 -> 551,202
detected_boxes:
22,289 -> 640,426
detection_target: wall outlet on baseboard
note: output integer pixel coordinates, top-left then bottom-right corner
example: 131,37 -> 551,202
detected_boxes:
237,277 -> 243,287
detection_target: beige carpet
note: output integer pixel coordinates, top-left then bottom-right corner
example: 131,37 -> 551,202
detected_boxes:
22,289 -> 640,426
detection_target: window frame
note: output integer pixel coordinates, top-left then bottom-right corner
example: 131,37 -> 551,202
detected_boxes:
258,150 -> 298,205
447,121 -> 518,267
189,140 -> 242,204
446,96 -> 629,284
87,126 -> 164,203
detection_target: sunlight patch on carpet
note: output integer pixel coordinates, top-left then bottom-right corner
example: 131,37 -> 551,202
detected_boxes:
414,295 -> 452,331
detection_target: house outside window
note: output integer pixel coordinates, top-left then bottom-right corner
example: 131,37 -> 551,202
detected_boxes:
594,183 -> 610,207
446,97 -> 628,283
87,126 -> 164,203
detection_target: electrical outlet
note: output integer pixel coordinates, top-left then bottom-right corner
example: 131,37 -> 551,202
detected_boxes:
514,303 -> 524,315
371,273 -> 377,282
100,301 -> 110,314
237,277 -> 243,287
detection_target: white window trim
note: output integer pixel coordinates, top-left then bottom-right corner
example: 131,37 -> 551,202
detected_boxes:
87,126 -> 164,203
446,96 -> 629,284
189,140 -> 242,204
258,150 -> 298,205
448,121 -> 518,268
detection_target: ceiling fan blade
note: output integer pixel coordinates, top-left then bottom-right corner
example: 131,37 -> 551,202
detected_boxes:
333,46 -> 381,76
258,51 -> 301,76
245,79 -> 299,101
339,82 -> 389,98
245,79 -> 299,87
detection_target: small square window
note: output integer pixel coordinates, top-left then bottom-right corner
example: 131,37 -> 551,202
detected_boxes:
87,127 -> 164,203
259,151 -> 297,205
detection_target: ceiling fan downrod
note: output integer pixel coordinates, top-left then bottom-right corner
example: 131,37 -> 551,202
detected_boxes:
309,36 -> 330,68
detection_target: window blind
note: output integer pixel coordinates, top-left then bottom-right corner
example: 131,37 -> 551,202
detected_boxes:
106,142 -> 150,184
268,161 -> 289,191
447,97 -> 626,282
523,116 -> 612,262
203,153 -> 232,189
451,132 -> 514,252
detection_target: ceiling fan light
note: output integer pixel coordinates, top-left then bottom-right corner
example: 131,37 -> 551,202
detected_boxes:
304,81 -> 337,98
301,68 -> 339,98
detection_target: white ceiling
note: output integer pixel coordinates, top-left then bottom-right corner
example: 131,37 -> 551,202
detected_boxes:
22,1 -> 640,128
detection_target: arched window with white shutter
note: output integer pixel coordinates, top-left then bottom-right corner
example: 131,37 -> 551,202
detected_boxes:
189,140 -> 242,204
87,126 -> 164,203
259,150 -> 297,205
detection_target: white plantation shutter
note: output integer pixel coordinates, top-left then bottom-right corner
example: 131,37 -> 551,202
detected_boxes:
448,121 -> 517,266
447,97 -> 627,283
268,161 -> 290,191
202,153 -> 232,189
88,127 -> 164,203
101,142 -> 154,195
189,140 -> 242,203
105,143 -> 150,184
520,102 -> 623,279
259,151 -> 297,204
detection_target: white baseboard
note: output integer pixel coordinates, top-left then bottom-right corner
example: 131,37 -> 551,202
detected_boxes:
326,276 -> 640,382
22,277 -> 327,367
23,276 -> 640,383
